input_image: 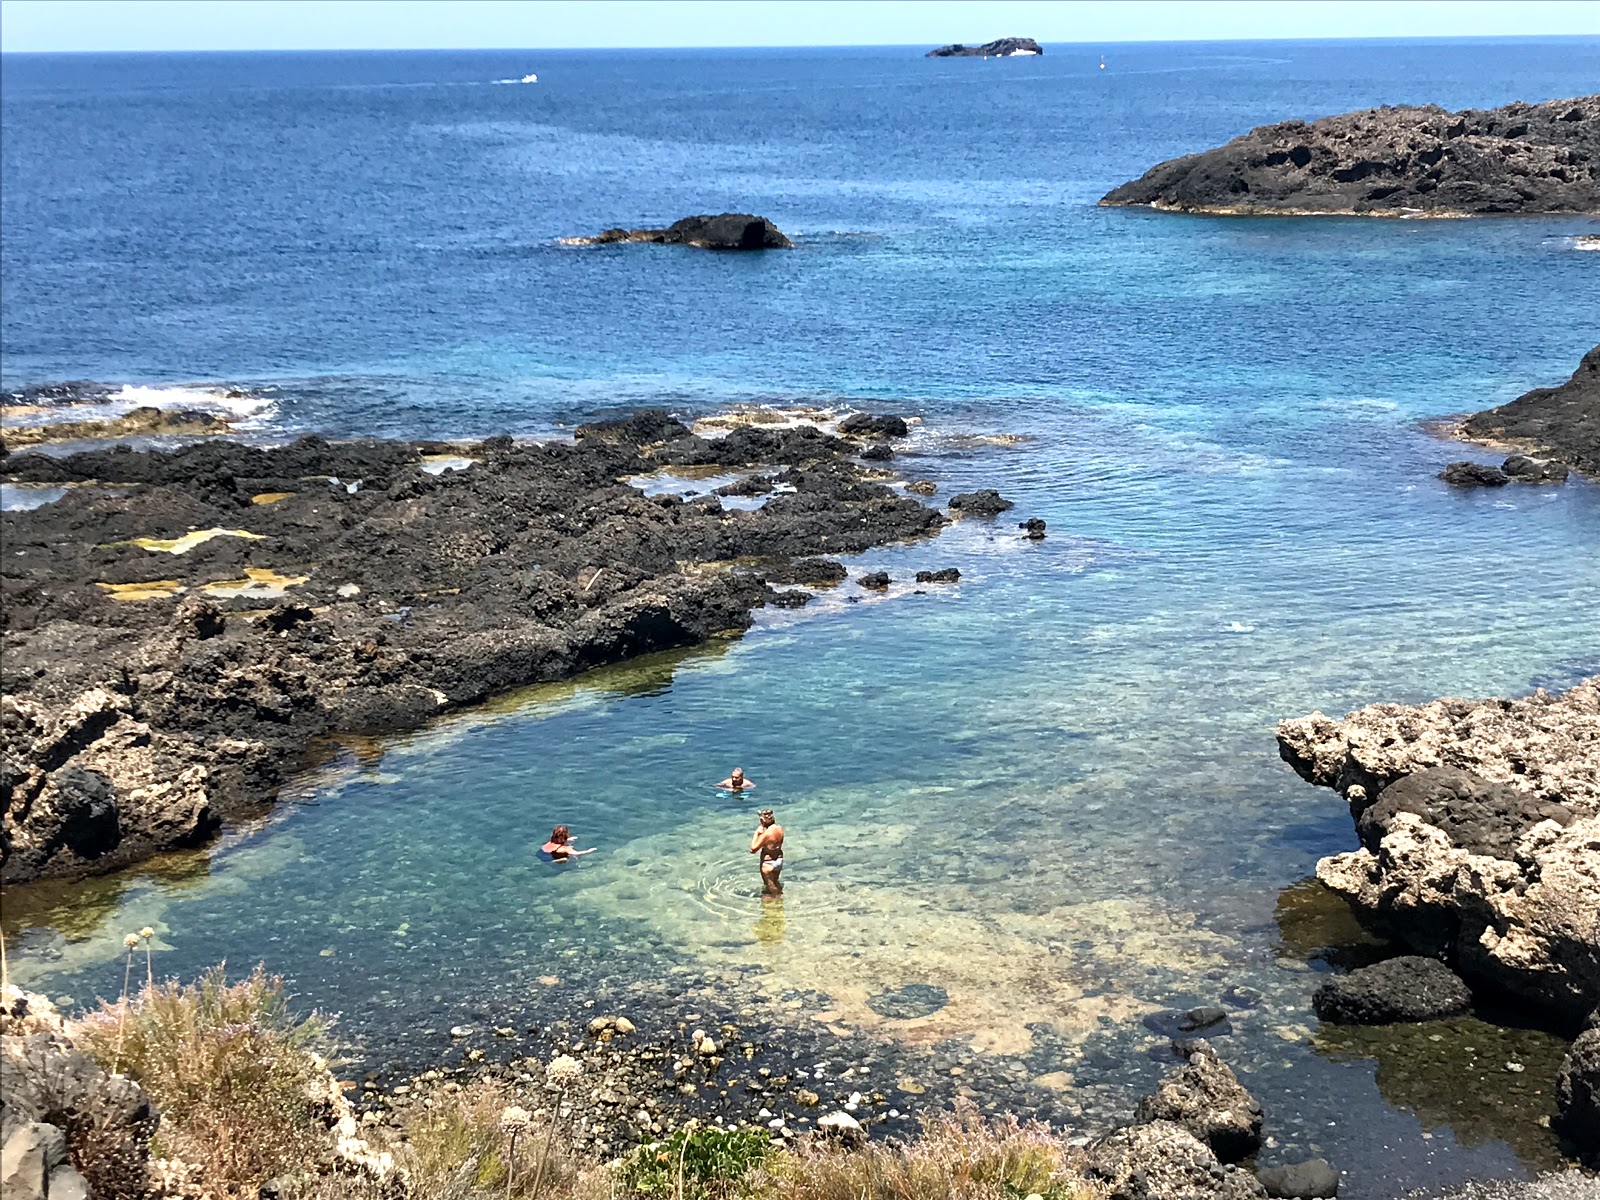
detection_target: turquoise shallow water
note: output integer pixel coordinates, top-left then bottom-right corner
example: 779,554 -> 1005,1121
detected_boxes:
3,38 -> 1600,1198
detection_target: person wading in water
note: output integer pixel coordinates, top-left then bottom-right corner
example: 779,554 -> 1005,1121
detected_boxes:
717,766 -> 756,793
750,808 -> 784,896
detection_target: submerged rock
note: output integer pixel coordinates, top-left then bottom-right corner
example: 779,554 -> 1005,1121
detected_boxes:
1312,956 -> 1473,1025
1460,344 -> 1600,477
866,983 -> 949,1019
1277,676 -> 1600,1025
1256,1159 -> 1340,1198
1101,94 -> 1600,216
1133,1040 -> 1263,1164
566,214 -> 793,251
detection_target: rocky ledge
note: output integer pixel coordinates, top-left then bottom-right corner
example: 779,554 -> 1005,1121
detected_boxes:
0,411 -> 935,883
926,37 -> 1042,58
1456,343 -> 1600,478
562,213 -> 793,250
1276,677 -> 1600,1026
1101,94 -> 1600,216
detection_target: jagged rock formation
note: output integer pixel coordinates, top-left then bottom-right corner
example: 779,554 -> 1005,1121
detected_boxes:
926,37 -> 1043,58
1101,95 -> 1600,216
1458,344 -> 1600,477
1276,677 -> 1600,1026
1,413 -> 936,882
1132,1040 -> 1263,1164
562,214 -> 792,250
2,406 -> 231,450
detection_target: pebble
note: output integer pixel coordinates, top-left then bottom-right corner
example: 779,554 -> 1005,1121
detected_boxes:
449,1025 -> 474,1038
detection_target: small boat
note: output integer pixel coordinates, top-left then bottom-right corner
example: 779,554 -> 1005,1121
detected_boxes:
520,73 -> 538,84
1099,56 -> 1106,71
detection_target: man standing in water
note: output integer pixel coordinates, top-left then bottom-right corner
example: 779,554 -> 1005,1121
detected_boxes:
750,808 -> 784,896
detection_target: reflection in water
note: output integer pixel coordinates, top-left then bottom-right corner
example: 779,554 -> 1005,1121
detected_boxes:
1314,1018 -> 1571,1171
1273,876 -> 1393,971
752,897 -> 786,946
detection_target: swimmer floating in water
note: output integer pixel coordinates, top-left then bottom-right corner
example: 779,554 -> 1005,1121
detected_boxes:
716,766 -> 756,792
750,808 -> 784,896
540,825 -> 596,862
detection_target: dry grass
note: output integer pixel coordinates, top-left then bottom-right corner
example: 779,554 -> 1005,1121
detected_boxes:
74,964 -> 333,1198
387,1078 -> 587,1200
767,1104 -> 1101,1200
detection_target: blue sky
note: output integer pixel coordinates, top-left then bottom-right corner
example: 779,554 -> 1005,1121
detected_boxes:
2,0 -> 1597,52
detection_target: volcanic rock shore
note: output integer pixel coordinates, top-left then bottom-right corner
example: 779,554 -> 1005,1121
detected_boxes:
1458,343 -> 1600,478
0,413 -> 943,884
1276,677 -> 1600,1026
1101,94 -> 1600,216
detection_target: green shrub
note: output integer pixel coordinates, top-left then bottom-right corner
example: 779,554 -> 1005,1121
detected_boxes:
617,1124 -> 771,1198
74,964 -> 331,1197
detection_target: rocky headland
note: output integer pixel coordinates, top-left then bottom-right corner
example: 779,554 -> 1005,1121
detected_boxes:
925,37 -> 1042,58
1454,343 -> 1600,479
0,412 -> 948,884
1277,678 -> 1600,1162
1101,95 -> 1600,216
561,214 -> 792,250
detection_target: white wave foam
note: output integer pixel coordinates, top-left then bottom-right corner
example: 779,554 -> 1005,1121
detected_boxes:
107,384 -> 274,418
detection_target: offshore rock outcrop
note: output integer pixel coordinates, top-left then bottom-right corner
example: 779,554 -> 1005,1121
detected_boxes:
926,37 -> 1043,58
562,213 -> 793,250
2,406 -> 232,449
1101,95 -> 1600,216
1276,678 -> 1600,1026
1458,344 -> 1600,477
1,415 -> 945,883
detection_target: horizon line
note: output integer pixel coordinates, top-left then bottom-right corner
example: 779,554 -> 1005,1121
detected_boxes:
6,32 -> 1600,55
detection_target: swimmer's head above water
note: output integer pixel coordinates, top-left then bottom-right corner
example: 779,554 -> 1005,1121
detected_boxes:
549,824 -> 570,845
718,767 -> 755,791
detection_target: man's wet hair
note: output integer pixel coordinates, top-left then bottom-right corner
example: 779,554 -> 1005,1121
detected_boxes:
758,808 -> 774,820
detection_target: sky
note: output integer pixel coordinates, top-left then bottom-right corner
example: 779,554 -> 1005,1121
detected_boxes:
1,0 -> 1597,52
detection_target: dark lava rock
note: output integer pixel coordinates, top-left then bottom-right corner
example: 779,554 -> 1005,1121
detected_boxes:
575,409 -> 690,446
948,489 -> 1015,516
581,213 -> 793,251
0,420 -> 949,882
926,37 -> 1043,58
1019,517 -> 1047,539
838,413 -> 909,439
768,590 -> 812,609
715,474 -> 776,497
1462,344 -> 1600,477
1502,453 -> 1571,482
856,571 -> 891,590
1257,1159 -> 1340,1198
1357,765 -> 1573,859
1555,1026 -> 1600,1161
866,983 -> 949,1019
859,443 -> 894,461
1134,1040 -> 1263,1164
1312,956 -> 1473,1025
1101,94 -> 1600,216
905,480 -> 937,495
760,557 -> 847,586
914,568 -> 960,583
1222,986 -> 1263,1009
1439,461 -> 1509,487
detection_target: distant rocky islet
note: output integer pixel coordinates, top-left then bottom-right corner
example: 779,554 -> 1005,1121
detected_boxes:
925,37 -> 1042,58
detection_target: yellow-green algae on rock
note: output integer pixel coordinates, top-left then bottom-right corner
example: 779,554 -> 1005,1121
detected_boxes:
124,528 -> 266,554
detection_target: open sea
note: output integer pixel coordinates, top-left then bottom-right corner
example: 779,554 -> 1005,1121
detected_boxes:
3,39 -> 1599,1197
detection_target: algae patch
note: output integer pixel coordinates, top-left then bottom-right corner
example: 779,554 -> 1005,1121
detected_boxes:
201,567 -> 310,600
97,579 -> 186,602
123,528 -> 266,554
250,492 -> 294,505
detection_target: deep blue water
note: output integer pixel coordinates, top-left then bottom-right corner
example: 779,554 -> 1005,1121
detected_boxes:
3,41 -> 1600,1198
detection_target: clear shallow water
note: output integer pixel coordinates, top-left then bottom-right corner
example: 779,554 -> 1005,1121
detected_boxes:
2,39 -> 1599,1197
